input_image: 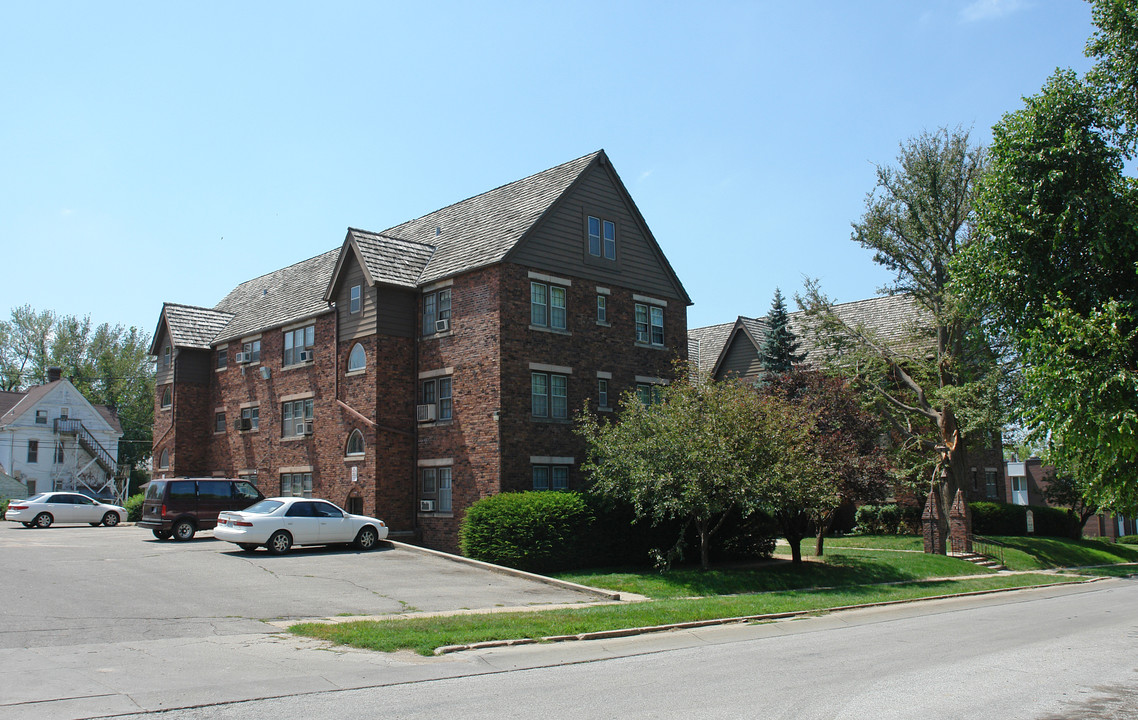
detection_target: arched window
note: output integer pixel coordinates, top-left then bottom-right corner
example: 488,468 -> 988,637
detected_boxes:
346,429 -> 365,456
159,448 -> 169,469
160,386 -> 172,408
347,343 -> 366,372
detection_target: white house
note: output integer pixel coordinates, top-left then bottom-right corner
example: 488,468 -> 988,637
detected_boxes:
0,369 -> 122,498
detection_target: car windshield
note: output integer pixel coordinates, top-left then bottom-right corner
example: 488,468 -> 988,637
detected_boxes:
241,500 -> 284,514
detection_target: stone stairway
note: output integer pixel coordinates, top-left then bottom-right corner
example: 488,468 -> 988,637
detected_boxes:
955,552 -> 1005,570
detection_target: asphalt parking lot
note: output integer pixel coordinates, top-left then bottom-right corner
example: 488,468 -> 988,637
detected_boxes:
0,521 -> 608,718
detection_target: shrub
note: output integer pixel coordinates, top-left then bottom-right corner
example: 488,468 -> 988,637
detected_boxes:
878,504 -> 901,534
460,491 -> 593,573
854,505 -> 880,534
1117,535 -> 1138,545
0,499 -> 8,517
124,493 -> 145,523
970,501 -> 1078,538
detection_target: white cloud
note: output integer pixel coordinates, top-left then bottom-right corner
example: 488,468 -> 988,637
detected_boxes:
960,0 -> 1028,23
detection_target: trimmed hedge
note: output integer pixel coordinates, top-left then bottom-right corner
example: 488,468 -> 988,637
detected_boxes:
460,491 -> 593,572
854,503 -> 921,535
969,501 -> 1079,538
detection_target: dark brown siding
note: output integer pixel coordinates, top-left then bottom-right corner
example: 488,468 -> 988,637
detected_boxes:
510,162 -> 685,302
336,257 -> 377,341
377,286 -> 417,338
174,349 -> 211,385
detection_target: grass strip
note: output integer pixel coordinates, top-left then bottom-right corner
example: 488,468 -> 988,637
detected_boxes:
290,573 -> 1074,656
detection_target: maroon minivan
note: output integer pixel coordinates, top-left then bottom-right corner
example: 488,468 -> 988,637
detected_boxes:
139,478 -> 263,541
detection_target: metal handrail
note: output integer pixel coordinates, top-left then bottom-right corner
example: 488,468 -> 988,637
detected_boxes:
971,534 -> 1006,567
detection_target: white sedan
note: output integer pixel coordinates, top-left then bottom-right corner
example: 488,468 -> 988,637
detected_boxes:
4,492 -> 127,528
214,497 -> 388,554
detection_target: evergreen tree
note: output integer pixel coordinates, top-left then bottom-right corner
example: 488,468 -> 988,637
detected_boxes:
759,288 -> 805,373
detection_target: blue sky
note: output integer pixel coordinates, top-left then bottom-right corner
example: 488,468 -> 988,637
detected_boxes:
1,1 -> 1096,337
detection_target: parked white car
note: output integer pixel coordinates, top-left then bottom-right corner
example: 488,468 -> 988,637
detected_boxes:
214,497 -> 388,554
4,492 -> 126,528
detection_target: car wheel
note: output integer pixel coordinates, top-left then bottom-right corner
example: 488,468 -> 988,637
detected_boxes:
355,526 -> 379,551
171,519 -> 196,541
102,512 -> 120,527
33,513 -> 53,529
152,529 -> 171,540
237,543 -> 258,552
266,531 -> 292,555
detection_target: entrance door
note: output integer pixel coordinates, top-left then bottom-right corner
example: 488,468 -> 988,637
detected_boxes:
1011,475 -> 1028,506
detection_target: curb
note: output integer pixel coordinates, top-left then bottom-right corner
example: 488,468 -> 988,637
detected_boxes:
386,540 -> 623,601
432,576 -> 1107,655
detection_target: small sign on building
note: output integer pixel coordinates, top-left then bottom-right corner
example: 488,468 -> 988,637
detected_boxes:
1026,509 -> 1035,534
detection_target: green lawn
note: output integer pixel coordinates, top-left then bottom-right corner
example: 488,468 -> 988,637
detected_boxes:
288,534 -> 1134,657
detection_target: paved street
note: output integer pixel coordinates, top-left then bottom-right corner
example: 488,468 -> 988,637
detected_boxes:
110,577 -> 1138,720
0,522 -> 607,718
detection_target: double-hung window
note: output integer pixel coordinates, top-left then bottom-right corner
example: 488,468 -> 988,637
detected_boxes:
421,467 -> 453,512
27,440 -> 38,463
35,410 -> 47,424
587,216 -> 616,260
283,325 -> 314,366
216,348 -> 228,369
532,372 -> 567,419
281,472 -> 313,498
215,412 -> 226,433
596,295 -> 607,324
530,282 -> 566,330
283,399 -> 314,437
598,379 -> 609,409
423,288 -> 452,335
240,406 -> 259,431
350,285 -> 361,314
635,303 -> 665,346
636,383 -> 663,406
420,377 -> 453,421
533,465 -> 569,491
243,339 -> 261,363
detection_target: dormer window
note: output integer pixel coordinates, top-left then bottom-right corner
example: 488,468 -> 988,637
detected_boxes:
350,285 -> 361,314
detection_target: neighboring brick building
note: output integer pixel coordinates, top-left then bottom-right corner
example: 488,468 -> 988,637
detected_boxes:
149,151 -> 691,551
1006,457 -> 1135,540
688,295 -> 1007,504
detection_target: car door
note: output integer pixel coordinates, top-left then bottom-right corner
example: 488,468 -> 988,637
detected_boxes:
48,494 -> 79,523
282,502 -> 321,544
311,501 -> 353,543
71,495 -> 101,523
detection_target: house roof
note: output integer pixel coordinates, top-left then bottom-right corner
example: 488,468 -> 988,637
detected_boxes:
212,250 -> 341,343
155,150 -> 660,352
380,151 -> 601,285
0,379 -> 122,434
688,294 -> 929,378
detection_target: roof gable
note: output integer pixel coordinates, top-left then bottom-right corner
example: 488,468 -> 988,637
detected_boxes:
325,229 -> 436,301
380,152 -> 602,285
0,379 -> 119,435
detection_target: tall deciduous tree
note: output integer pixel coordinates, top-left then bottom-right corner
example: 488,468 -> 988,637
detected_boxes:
800,127 -> 1001,548
0,305 -> 56,390
1086,0 -> 1138,156
957,60 -> 1138,514
759,288 -> 805,374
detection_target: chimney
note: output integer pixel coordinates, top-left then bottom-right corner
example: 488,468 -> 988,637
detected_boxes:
47,367 -> 62,383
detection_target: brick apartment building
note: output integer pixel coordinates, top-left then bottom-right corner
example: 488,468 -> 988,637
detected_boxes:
149,150 -> 691,550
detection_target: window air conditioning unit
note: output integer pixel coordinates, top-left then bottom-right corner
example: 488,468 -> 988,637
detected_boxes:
303,422 -> 314,435
233,352 -> 247,363
435,318 -> 449,333
419,499 -> 435,512
416,404 -> 437,423
235,418 -> 252,431
298,350 -> 312,363
294,422 -> 307,437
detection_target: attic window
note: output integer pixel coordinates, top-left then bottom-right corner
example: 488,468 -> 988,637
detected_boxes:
350,285 -> 361,314
587,216 -> 616,261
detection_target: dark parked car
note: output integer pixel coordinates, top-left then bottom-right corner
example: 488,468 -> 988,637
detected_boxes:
139,478 -> 263,541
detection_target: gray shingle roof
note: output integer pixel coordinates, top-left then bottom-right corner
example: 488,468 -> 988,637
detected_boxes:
380,151 -> 601,285
155,152 -> 604,351
212,250 -> 340,342
348,229 -> 435,288
160,304 -> 234,350
688,294 -> 930,377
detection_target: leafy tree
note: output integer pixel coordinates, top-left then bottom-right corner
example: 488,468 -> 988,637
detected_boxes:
1085,0 -> 1138,155
0,305 -> 56,390
759,288 -> 805,373
577,374 -> 814,569
761,370 -> 890,557
958,67 -> 1138,514
799,127 -> 1002,549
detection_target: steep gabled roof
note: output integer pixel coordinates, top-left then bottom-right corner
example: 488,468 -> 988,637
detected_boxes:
0,381 -> 60,426
0,391 -> 23,418
0,379 -> 121,435
381,151 -> 602,285
213,250 -> 340,343
327,229 -> 436,298
151,303 -> 234,353
689,294 -> 930,379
